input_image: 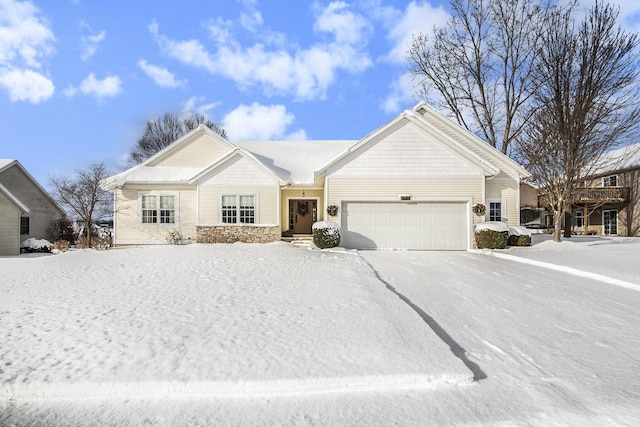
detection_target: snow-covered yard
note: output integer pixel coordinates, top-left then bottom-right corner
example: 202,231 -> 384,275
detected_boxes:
1,235 -> 640,425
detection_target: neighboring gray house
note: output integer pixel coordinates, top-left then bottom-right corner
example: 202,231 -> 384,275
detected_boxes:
0,160 -> 64,255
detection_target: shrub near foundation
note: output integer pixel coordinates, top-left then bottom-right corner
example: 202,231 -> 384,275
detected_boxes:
475,222 -> 509,249
312,221 -> 341,249
508,226 -> 532,246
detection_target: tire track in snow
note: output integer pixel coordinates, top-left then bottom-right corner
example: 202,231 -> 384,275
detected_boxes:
359,256 -> 487,382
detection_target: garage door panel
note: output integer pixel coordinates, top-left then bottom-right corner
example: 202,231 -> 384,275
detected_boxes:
341,201 -> 468,250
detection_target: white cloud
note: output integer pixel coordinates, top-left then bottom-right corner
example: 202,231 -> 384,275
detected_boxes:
79,22 -> 106,61
380,1 -> 449,64
0,69 -> 54,103
150,2 -> 372,101
314,1 -> 371,44
66,73 -> 122,100
222,103 -> 306,140
181,95 -> 220,117
382,72 -> 416,114
138,59 -> 184,88
0,0 -> 55,103
0,0 -> 55,68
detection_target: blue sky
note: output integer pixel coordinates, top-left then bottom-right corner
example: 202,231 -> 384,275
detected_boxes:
1,0 -> 638,188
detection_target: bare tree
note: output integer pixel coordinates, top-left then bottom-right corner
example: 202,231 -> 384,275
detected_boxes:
128,112 -> 228,165
49,162 -> 113,248
408,0 -> 549,154
517,1 -> 640,242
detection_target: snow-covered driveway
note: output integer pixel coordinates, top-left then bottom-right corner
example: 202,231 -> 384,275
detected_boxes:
361,246 -> 640,425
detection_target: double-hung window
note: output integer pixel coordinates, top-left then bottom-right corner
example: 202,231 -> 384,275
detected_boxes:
222,195 -> 255,224
20,217 -> 30,235
489,202 -> 502,222
602,175 -> 618,187
141,194 -> 176,224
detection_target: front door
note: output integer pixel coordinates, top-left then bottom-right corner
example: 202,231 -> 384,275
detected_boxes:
290,200 -> 316,234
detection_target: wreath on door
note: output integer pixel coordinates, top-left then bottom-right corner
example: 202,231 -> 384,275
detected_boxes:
297,201 -> 309,216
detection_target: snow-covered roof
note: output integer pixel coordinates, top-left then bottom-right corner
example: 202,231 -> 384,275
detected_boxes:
233,140 -> 355,185
588,142 -> 640,177
106,165 -> 203,187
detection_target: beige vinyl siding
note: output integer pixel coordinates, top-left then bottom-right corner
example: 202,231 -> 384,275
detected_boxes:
330,122 -> 482,178
0,164 -> 61,241
114,186 -> 198,244
281,188 -> 324,231
0,191 -> 21,255
327,177 -> 484,226
416,107 -> 524,181
198,186 -> 279,225
153,133 -> 231,168
486,178 -> 520,224
199,156 -> 277,187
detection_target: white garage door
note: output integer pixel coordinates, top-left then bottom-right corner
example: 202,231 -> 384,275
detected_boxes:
341,202 -> 468,250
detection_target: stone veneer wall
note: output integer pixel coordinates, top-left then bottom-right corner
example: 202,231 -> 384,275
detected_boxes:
196,225 -> 280,243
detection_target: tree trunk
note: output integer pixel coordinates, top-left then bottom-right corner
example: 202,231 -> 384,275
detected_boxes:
553,211 -> 563,242
563,211 -> 572,238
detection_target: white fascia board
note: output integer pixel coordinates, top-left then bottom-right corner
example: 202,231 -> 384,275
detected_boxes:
314,114 -> 409,178
144,125 -> 237,167
413,103 -> 531,179
2,161 -> 63,214
0,183 -> 30,213
404,111 -> 500,176
189,149 -> 287,186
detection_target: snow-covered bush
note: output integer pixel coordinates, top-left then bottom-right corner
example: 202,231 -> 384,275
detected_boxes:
475,222 -> 509,249
20,238 -> 52,253
312,221 -> 340,249
508,226 -> 532,246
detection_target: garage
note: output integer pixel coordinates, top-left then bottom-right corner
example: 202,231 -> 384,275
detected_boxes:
340,201 -> 468,250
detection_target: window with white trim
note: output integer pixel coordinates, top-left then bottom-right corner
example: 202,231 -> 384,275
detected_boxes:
602,175 -> 618,187
141,194 -> 176,224
222,195 -> 255,224
489,201 -> 502,222
575,210 -> 584,228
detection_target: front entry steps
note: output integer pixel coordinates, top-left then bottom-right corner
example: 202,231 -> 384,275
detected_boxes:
282,235 -> 313,249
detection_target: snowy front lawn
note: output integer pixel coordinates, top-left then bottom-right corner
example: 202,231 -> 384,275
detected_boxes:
0,243 -> 470,402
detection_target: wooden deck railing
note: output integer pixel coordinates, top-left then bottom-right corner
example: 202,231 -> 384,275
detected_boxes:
539,187 -> 630,207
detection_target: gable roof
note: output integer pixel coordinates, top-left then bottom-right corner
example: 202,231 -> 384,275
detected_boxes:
107,102 -> 531,188
0,159 -> 63,214
143,124 -> 236,167
189,148 -> 288,185
411,102 -> 531,179
0,182 -> 30,213
588,142 -> 640,177
315,108 -> 504,178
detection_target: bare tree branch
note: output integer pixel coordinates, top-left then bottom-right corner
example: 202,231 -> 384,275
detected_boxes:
49,162 -> 113,248
128,112 -> 228,165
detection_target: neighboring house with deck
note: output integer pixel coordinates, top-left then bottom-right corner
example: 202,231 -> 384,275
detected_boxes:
0,159 -> 64,255
105,103 -> 530,250
570,143 -> 639,236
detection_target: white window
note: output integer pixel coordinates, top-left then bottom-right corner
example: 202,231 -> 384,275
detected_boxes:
222,195 -> 255,224
489,201 -> 502,222
603,175 -> 618,187
140,193 -> 176,224
603,210 -> 618,235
